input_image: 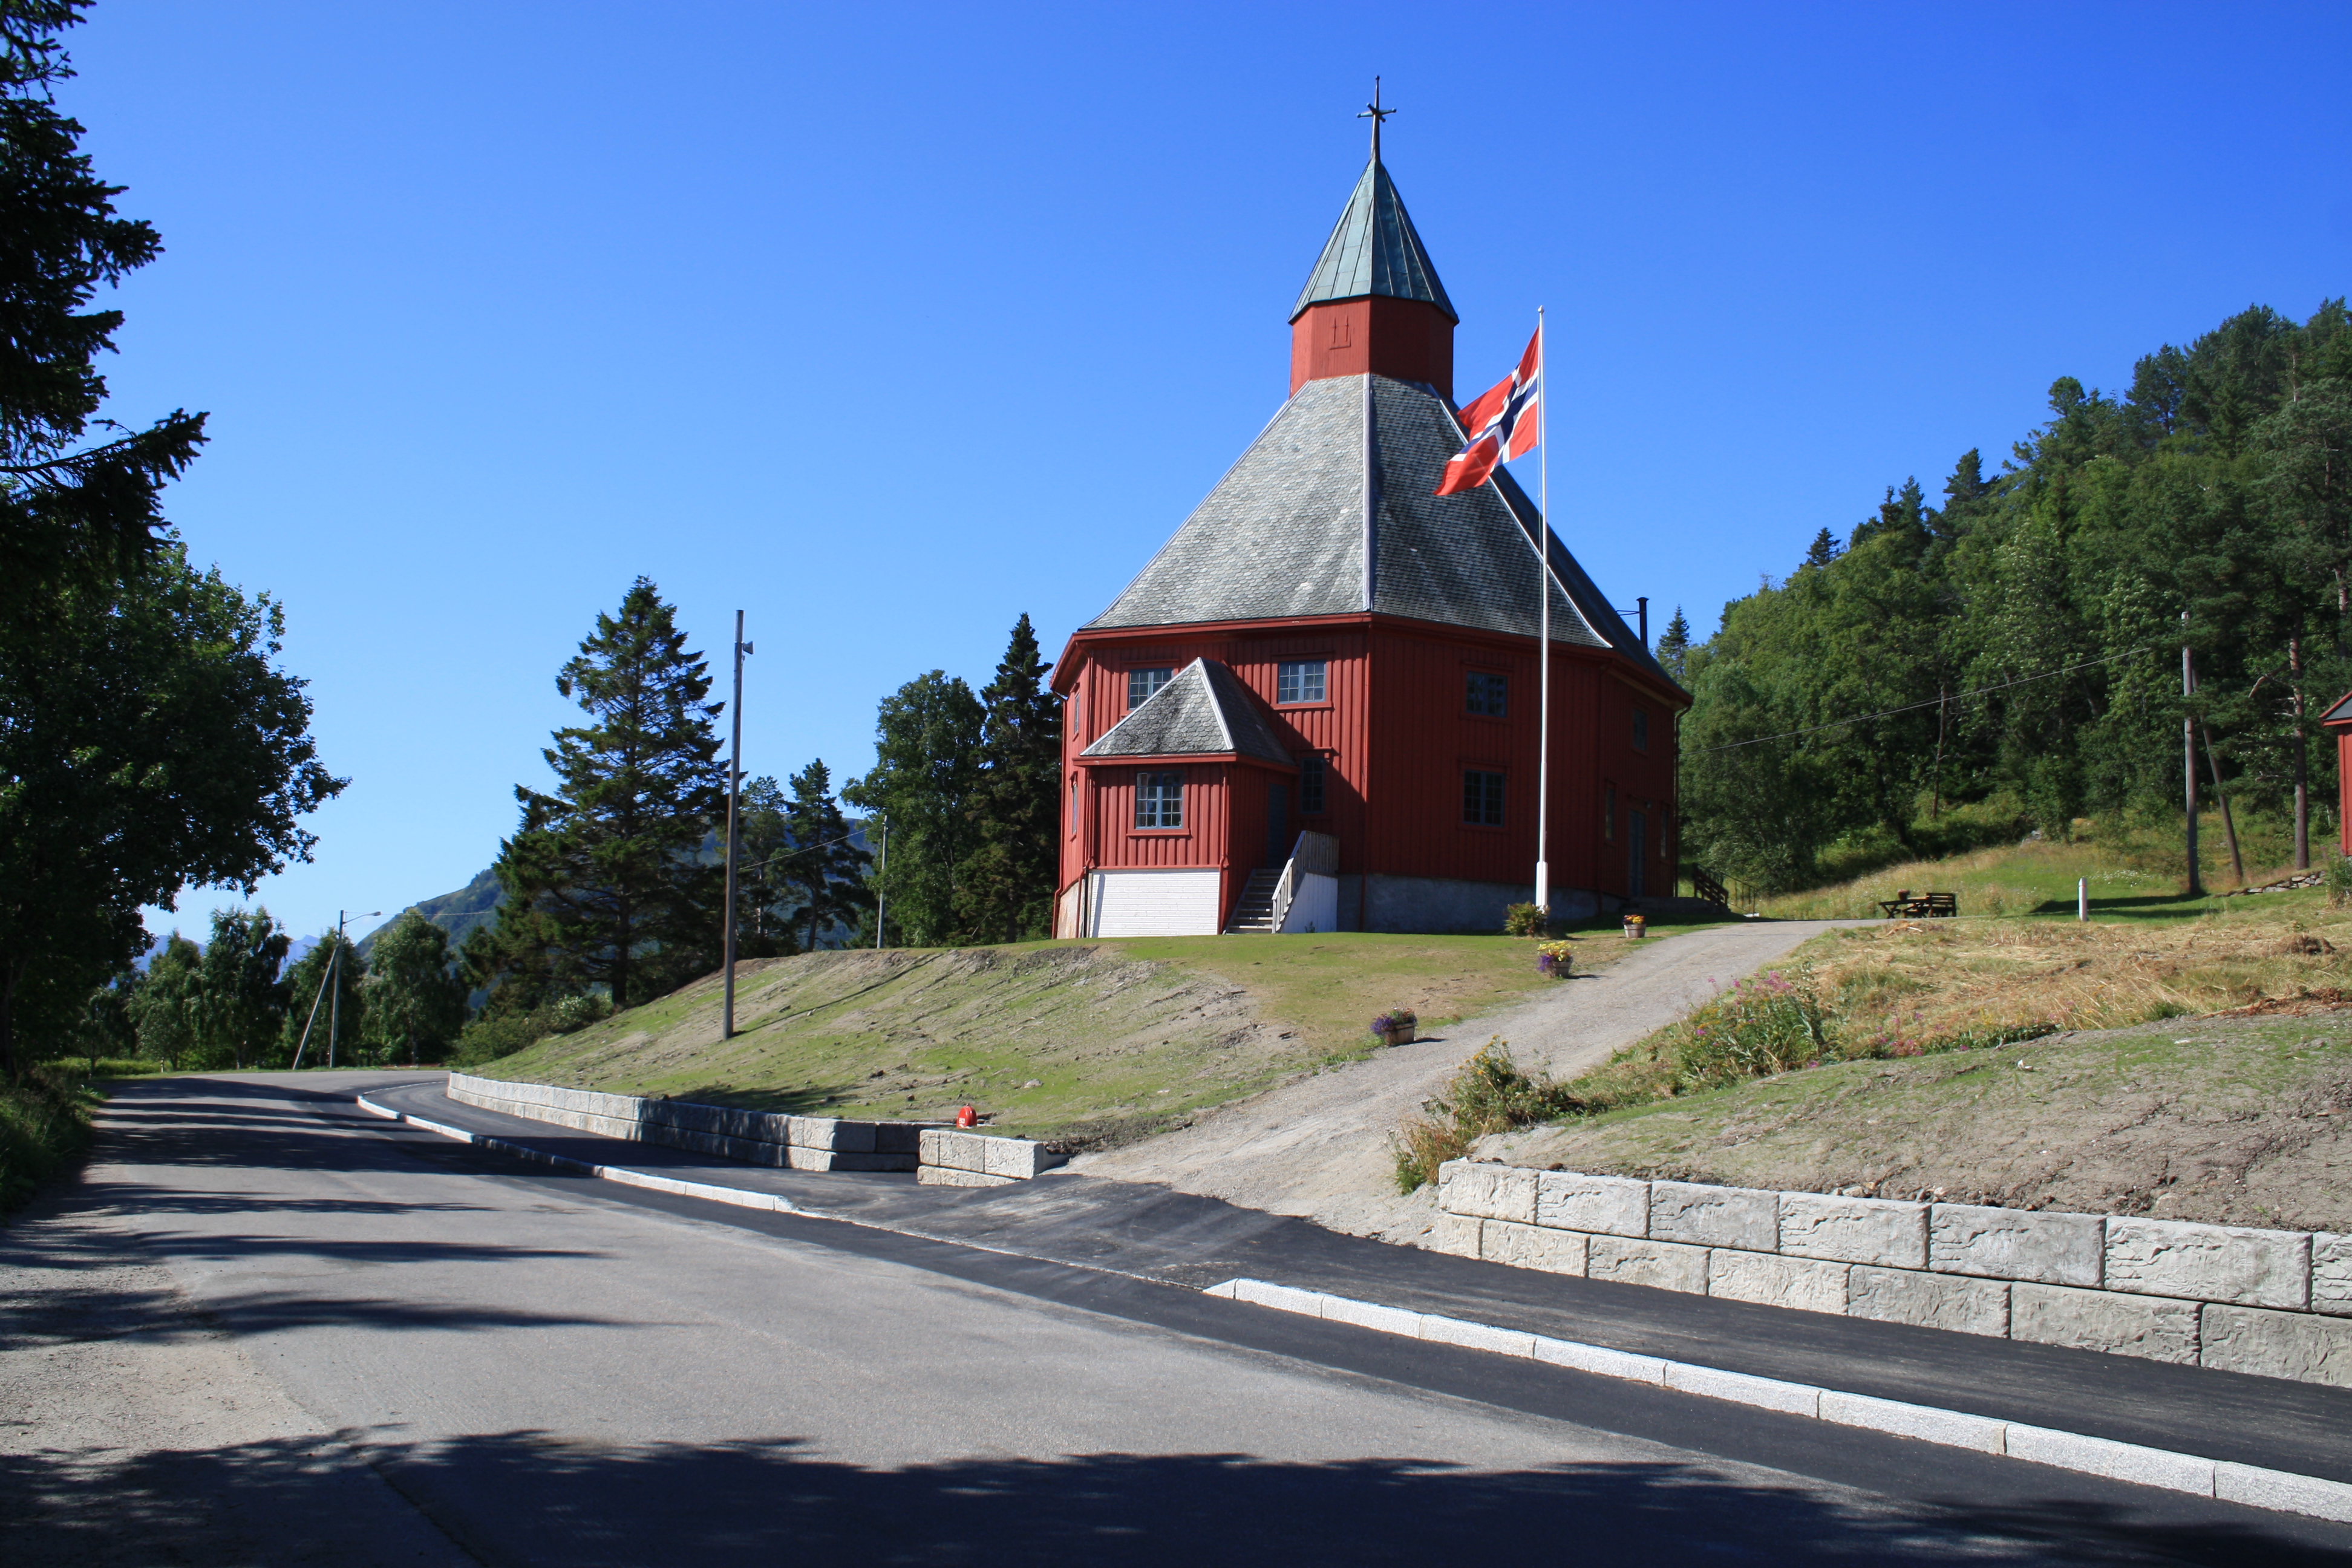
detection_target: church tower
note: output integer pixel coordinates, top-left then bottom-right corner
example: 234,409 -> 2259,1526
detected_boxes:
1287,153 -> 1457,399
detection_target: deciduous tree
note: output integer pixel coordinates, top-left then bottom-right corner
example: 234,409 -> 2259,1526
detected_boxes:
362,912 -> 466,1066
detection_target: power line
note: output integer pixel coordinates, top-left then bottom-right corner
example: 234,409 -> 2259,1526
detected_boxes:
1691,645 -> 2152,755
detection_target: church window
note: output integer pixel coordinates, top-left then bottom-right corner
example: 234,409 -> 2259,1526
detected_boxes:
1135,770 -> 1184,829
1068,776 -> 1078,837
1128,668 -> 1172,709
1300,755 -> 1327,814
1277,659 -> 1327,704
1466,670 -> 1508,716
1462,769 -> 1504,826
1604,783 -> 1616,840
1632,707 -> 1649,751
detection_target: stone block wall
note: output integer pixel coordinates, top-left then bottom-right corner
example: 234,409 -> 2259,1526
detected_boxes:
446,1073 -> 1056,1184
1435,1159 -> 2352,1390
917,1128 -> 1067,1187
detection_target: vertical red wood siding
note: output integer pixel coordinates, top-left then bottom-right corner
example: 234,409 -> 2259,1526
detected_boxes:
1058,614 -> 1685,919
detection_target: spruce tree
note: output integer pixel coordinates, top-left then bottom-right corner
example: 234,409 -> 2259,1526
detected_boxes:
731,775 -> 799,959
1654,606 -> 1692,684
1801,528 -> 1842,570
777,760 -> 873,951
490,578 -> 725,1010
960,615 -> 1063,942
843,671 -> 984,946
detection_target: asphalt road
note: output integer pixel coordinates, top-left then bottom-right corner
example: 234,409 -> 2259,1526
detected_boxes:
5,1073 -> 2348,1567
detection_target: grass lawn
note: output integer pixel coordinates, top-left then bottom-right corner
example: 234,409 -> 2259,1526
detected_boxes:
480,915 -> 1728,1146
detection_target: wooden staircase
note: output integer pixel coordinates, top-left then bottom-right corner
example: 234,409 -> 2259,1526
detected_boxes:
1223,869 -> 1283,933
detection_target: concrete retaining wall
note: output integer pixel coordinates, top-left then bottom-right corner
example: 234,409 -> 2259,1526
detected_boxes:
448,1073 -> 923,1170
1436,1160 -> 2352,1390
917,1128 -> 1067,1187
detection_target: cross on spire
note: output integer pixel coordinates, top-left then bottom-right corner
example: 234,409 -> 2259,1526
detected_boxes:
1359,76 -> 1394,160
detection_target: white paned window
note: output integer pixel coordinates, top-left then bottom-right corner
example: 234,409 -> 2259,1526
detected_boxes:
1277,659 -> 1327,704
1128,668 -> 1173,709
1135,769 -> 1184,829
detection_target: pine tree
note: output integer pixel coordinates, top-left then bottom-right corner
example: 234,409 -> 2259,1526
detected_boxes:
489,578 -> 725,1010
1654,606 -> 1692,683
1802,528 -> 1843,570
959,615 -> 1063,942
843,671 -> 984,946
777,760 -> 873,952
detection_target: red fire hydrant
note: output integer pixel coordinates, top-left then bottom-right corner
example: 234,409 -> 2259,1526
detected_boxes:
955,1104 -> 977,1128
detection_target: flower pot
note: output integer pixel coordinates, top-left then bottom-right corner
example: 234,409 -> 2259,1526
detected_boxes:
1622,915 -> 1648,939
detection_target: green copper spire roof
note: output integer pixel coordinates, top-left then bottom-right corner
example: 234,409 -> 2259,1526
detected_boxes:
1288,157 -> 1457,325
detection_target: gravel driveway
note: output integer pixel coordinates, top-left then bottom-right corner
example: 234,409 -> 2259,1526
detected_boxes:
1071,920 -> 1869,1241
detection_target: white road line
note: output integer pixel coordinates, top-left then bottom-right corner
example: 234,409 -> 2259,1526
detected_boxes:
1199,1278 -> 2352,1526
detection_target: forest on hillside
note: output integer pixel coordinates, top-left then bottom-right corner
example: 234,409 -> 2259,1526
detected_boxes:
1667,300 -> 2352,893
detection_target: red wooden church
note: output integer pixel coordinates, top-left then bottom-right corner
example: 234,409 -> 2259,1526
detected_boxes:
1050,146 -> 1688,937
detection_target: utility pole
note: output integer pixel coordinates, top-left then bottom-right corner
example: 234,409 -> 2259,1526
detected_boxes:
325,909 -> 377,1070
873,814 -> 889,949
2183,613 -> 2203,898
723,611 -> 751,1040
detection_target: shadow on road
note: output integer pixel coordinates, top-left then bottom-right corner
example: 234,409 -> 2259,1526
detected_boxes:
3,1428 -> 2336,1568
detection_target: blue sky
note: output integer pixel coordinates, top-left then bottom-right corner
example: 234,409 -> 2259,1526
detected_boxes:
71,1 -> 2351,947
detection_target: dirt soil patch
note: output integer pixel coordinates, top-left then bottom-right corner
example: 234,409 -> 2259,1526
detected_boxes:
1483,1014 -> 2352,1233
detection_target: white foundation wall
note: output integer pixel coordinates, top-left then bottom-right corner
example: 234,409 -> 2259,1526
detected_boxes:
1088,869 -> 1223,936
1278,872 -> 1340,933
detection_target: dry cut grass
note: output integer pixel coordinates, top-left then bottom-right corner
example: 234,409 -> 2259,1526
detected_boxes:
1808,906 -> 2352,1044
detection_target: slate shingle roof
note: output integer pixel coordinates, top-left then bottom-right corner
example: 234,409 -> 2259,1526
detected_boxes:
1083,374 -> 1680,690
1080,658 -> 1296,766
1290,157 -> 1457,324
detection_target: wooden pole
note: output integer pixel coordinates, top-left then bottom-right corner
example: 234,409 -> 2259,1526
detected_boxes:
723,612 -> 748,1039
2200,723 -> 2243,886
2183,615 -> 2203,898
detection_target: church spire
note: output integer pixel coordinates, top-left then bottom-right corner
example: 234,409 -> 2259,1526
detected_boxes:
1287,94 -> 1458,397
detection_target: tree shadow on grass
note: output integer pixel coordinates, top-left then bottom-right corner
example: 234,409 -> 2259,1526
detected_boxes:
2,1428 -> 2339,1568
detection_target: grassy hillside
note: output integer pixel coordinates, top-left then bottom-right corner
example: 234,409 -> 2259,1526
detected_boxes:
479,919 -> 1719,1146
1756,809 -> 2323,923
1487,1014 -> 2352,1233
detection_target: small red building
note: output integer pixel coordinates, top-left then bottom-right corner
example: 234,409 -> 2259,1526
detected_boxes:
1051,149 -> 1688,936
2324,690 -> 2352,856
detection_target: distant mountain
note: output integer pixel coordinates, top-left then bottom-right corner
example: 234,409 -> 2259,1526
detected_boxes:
358,866 -> 503,957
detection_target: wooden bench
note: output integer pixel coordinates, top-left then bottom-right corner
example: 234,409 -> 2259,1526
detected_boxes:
1876,889 -> 1958,918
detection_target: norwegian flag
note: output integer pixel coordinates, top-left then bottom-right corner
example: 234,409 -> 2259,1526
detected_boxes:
1434,328 -> 1541,496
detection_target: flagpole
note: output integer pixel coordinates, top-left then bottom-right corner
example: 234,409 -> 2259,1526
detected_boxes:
1535,305 -> 1550,921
